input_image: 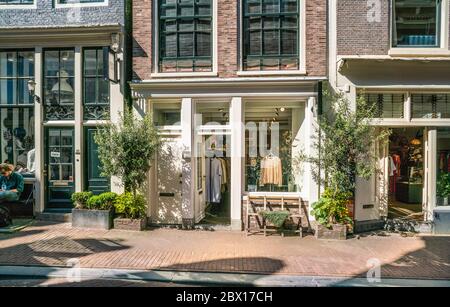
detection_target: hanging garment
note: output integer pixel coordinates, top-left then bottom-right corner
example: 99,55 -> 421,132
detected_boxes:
388,156 -> 396,177
219,158 -> 228,193
259,155 -> 283,186
440,152 -> 445,171
205,157 -> 223,203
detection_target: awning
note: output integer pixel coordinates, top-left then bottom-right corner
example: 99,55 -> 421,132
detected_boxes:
338,57 -> 450,88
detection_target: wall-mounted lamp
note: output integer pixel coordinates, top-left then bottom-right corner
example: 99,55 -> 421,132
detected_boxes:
27,79 -> 40,104
110,33 -> 121,53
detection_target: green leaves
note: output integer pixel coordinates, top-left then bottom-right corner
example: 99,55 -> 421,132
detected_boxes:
259,210 -> 290,229
301,83 -> 390,194
94,109 -> 160,195
437,173 -> 450,198
311,188 -> 353,228
114,192 -> 147,219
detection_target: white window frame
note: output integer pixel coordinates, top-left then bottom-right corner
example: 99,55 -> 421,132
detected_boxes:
152,0 -> 218,78
55,0 -> 108,9
237,0 -> 307,76
0,0 -> 36,9
389,0 -> 450,56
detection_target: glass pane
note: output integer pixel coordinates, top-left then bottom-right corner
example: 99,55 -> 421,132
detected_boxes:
196,32 -> 211,56
44,51 -> 59,77
281,29 -> 297,54
412,94 -> 436,118
98,78 -> 109,104
60,50 -> 75,77
0,52 -> 17,78
0,79 -> 16,105
248,30 -> 262,55
164,33 -> 178,57
17,78 -> 33,105
393,0 -> 440,47
17,51 -> 34,77
364,93 -> 405,118
263,30 -> 279,54
62,165 -> 73,181
50,165 -> 60,181
282,0 -> 298,13
84,78 -> 97,104
263,0 -> 279,13
0,107 -> 35,172
44,78 -> 59,105
49,130 -> 60,146
61,130 -> 73,146
178,33 -> 194,56
50,147 -> 61,164
59,77 -> 74,105
84,49 -> 97,76
435,94 -> 450,118
61,148 -> 73,163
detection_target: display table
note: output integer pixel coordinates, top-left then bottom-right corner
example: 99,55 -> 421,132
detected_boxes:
396,181 -> 422,204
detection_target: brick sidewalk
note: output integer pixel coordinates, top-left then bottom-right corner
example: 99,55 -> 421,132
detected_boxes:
0,221 -> 449,280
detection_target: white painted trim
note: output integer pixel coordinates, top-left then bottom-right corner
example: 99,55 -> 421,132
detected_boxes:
153,0 -> 218,76
150,72 -> 218,78
54,0 -> 108,9
236,70 -> 307,76
83,120 -> 109,126
388,48 -> 450,57
0,1 -> 36,9
148,93 -> 317,99
74,46 -> 83,193
338,55 -> 450,61
230,97 -> 244,230
34,47 -> 44,214
43,121 -> 76,126
238,0 -> 306,73
133,76 -> 326,84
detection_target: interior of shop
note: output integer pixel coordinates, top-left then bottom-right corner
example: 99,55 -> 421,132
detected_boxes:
436,128 -> 450,207
388,128 -> 424,220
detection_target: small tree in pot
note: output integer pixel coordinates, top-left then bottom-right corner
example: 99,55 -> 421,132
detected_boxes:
301,84 -> 390,239
71,192 -> 117,230
94,109 -> 160,231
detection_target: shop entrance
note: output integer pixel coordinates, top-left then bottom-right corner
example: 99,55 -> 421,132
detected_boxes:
44,127 -> 75,209
196,134 -> 231,226
387,128 -> 425,221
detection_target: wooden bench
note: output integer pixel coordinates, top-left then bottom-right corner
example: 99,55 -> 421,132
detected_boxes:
246,194 -> 310,237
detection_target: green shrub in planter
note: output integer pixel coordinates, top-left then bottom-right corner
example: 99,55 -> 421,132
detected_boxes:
86,192 -> 118,210
71,192 -> 93,209
115,192 -> 147,219
311,188 -> 353,229
259,210 -> 290,229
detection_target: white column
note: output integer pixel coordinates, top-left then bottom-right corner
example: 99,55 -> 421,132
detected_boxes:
304,97 -> 320,219
427,128 -> 437,222
34,47 -> 44,214
181,98 -> 195,226
404,94 -> 412,121
74,46 -> 83,193
230,97 -> 244,230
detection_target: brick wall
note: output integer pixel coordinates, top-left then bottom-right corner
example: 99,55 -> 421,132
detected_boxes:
337,0 -> 390,55
132,0 -> 327,81
132,0 -> 152,80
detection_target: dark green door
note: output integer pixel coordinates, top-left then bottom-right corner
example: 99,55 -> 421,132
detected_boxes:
45,128 -> 75,209
85,128 -> 110,195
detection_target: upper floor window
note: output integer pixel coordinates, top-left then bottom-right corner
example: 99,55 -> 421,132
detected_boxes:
392,0 -> 441,48
412,93 -> 450,118
58,0 -> 106,4
158,0 -> 213,73
83,47 -> 110,120
243,0 -> 299,71
55,0 -> 108,8
43,49 -> 75,121
0,0 -> 33,5
0,50 -> 34,105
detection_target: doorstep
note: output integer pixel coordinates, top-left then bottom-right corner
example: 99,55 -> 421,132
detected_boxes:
36,210 -> 72,223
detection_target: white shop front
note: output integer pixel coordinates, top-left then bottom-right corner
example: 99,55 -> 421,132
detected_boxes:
131,78 -> 322,230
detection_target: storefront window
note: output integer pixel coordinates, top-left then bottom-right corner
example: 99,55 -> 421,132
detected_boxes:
244,101 -> 303,192
412,94 -> 450,118
159,0 -> 213,72
0,50 -> 35,176
392,0 -> 441,48
243,0 -> 299,71
0,107 -> 35,176
436,128 -> 450,206
153,101 -> 181,126
363,93 -> 404,118
43,49 -> 75,121
196,101 -> 230,126
83,47 -> 110,120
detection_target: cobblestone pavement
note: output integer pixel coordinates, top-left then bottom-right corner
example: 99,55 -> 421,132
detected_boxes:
0,221 -> 449,280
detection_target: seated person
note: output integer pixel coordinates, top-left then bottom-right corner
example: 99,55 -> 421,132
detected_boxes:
0,163 -> 24,203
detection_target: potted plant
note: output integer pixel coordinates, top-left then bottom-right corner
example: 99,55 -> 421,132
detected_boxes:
311,188 -> 353,240
259,210 -> 291,235
437,173 -> 450,206
299,85 -> 390,237
113,192 -> 147,231
94,109 -> 160,227
71,192 -> 117,230
71,191 -> 93,209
